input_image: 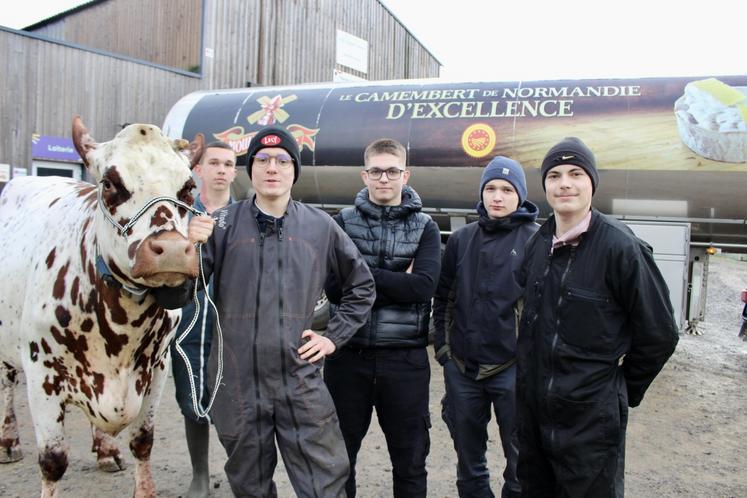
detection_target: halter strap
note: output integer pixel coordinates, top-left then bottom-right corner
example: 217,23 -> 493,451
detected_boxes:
97,184 -> 204,239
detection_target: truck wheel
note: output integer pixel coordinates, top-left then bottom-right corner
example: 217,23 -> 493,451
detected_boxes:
312,291 -> 330,330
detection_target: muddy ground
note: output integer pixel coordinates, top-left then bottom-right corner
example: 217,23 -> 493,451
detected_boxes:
1,254 -> 746,497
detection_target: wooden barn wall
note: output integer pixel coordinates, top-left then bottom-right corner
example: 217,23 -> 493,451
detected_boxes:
0,0 -> 439,177
26,0 -> 439,89
0,29 -> 203,173
27,0 -> 202,72
207,0 -> 440,88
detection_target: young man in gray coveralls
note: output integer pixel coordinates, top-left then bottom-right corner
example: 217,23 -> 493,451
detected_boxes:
186,125 -> 375,497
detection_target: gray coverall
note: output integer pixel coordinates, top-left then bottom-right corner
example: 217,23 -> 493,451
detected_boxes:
196,198 -> 375,497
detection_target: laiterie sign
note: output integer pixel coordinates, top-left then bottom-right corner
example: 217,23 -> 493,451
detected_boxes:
31,134 -> 81,162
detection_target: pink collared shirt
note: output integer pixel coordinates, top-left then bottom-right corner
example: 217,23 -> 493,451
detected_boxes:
551,210 -> 592,254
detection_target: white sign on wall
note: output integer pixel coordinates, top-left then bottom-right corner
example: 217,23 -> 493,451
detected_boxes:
336,30 -> 368,74
12,167 -> 28,178
0,163 -> 9,182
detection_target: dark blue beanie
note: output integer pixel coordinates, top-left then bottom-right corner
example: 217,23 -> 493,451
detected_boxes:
479,156 -> 527,205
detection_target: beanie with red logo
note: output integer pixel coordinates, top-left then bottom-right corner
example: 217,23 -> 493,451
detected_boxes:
246,125 -> 302,183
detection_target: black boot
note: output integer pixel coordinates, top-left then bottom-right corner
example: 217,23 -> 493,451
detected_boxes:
184,417 -> 210,498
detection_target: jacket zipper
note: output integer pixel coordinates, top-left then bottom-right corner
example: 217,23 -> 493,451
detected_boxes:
371,210 -> 389,345
378,208 -> 389,267
276,219 -> 320,496
548,246 -> 575,451
252,228 -> 266,485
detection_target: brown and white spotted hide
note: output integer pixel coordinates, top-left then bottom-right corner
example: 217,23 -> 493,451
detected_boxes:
0,116 -> 204,498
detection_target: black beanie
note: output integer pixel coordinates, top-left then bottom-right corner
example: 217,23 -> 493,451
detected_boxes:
540,137 -> 598,194
245,125 -> 301,184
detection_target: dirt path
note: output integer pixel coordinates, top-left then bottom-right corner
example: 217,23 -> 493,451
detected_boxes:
2,255 -> 746,497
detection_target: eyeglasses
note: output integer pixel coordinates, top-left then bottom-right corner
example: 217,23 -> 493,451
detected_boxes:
364,167 -> 404,180
253,152 -> 294,169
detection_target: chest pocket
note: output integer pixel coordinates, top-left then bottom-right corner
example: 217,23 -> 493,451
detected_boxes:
559,286 -> 620,352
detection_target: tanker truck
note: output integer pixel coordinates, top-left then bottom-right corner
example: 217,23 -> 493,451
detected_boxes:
163,74 -> 747,333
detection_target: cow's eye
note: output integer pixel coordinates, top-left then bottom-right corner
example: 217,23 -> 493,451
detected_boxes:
99,167 -> 131,214
177,179 -> 196,206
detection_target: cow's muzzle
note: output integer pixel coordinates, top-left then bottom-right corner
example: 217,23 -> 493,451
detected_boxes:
130,230 -> 198,284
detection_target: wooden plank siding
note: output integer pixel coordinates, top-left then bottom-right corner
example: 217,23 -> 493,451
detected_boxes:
27,0 -> 202,73
203,0 -> 440,87
0,28 -> 204,172
1,0 -> 439,177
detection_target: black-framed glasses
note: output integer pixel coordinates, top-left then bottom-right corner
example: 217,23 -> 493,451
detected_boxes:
365,167 -> 404,180
253,152 -> 294,169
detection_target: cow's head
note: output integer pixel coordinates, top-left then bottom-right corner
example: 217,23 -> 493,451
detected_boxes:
72,116 -> 204,288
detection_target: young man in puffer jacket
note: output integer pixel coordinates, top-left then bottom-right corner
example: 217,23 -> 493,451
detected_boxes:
324,138 -> 441,497
433,156 -> 539,498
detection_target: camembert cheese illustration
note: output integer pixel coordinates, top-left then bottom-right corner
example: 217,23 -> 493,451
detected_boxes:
674,78 -> 747,163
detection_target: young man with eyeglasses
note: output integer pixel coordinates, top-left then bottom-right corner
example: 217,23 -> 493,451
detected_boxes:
323,138 -> 441,497
169,141 -> 237,498
184,125 -> 375,497
433,156 -> 539,498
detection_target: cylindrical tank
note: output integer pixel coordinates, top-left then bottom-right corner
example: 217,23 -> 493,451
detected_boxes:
163,75 -> 747,247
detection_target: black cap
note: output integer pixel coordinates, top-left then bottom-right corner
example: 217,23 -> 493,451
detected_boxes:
245,125 -> 301,183
540,137 -> 598,194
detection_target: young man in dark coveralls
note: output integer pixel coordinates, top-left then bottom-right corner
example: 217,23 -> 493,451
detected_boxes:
324,138 -> 441,497
185,125 -> 376,497
433,156 -> 538,498
516,137 -> 679,497
170,141 -> 236,498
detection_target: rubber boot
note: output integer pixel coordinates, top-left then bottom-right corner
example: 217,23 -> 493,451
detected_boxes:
184,417 -> 210,498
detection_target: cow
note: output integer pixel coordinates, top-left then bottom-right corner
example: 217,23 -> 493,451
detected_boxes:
0,116 -> 204,497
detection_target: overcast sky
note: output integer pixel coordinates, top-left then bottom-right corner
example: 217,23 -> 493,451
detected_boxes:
3,0 -> 743,82
1,0 -> 84,29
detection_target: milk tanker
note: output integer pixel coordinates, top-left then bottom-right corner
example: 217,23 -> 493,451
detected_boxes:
163,74 -> 747,332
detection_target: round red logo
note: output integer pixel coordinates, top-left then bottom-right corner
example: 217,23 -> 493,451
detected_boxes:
461,124 -> 496,158
260,134 -> 282,146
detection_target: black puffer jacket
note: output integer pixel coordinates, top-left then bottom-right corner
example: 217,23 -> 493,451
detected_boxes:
327,185 -> 441,349
432,200 -> 539,379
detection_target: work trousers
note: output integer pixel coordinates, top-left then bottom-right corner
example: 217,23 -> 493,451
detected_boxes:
516,389 -> 627,498
442,360 -> 521,498
324,347 -> 431,498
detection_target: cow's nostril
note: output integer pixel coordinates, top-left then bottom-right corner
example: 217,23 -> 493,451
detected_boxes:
149,241 -> 164,256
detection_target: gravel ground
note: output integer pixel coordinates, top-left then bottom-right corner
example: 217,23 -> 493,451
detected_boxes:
1,255 -> 746,497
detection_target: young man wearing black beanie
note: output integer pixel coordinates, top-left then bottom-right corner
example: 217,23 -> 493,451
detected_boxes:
515,137 -> 679,497
433,155 -> 539,498
184,125 -> 375,497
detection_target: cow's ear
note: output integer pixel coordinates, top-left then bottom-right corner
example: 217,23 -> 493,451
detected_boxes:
72,116 -> 97,167
177,133 -> 205,169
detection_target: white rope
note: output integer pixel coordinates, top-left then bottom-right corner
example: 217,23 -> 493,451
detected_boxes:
173,243 -> 224,419
96,185 -> 223,418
